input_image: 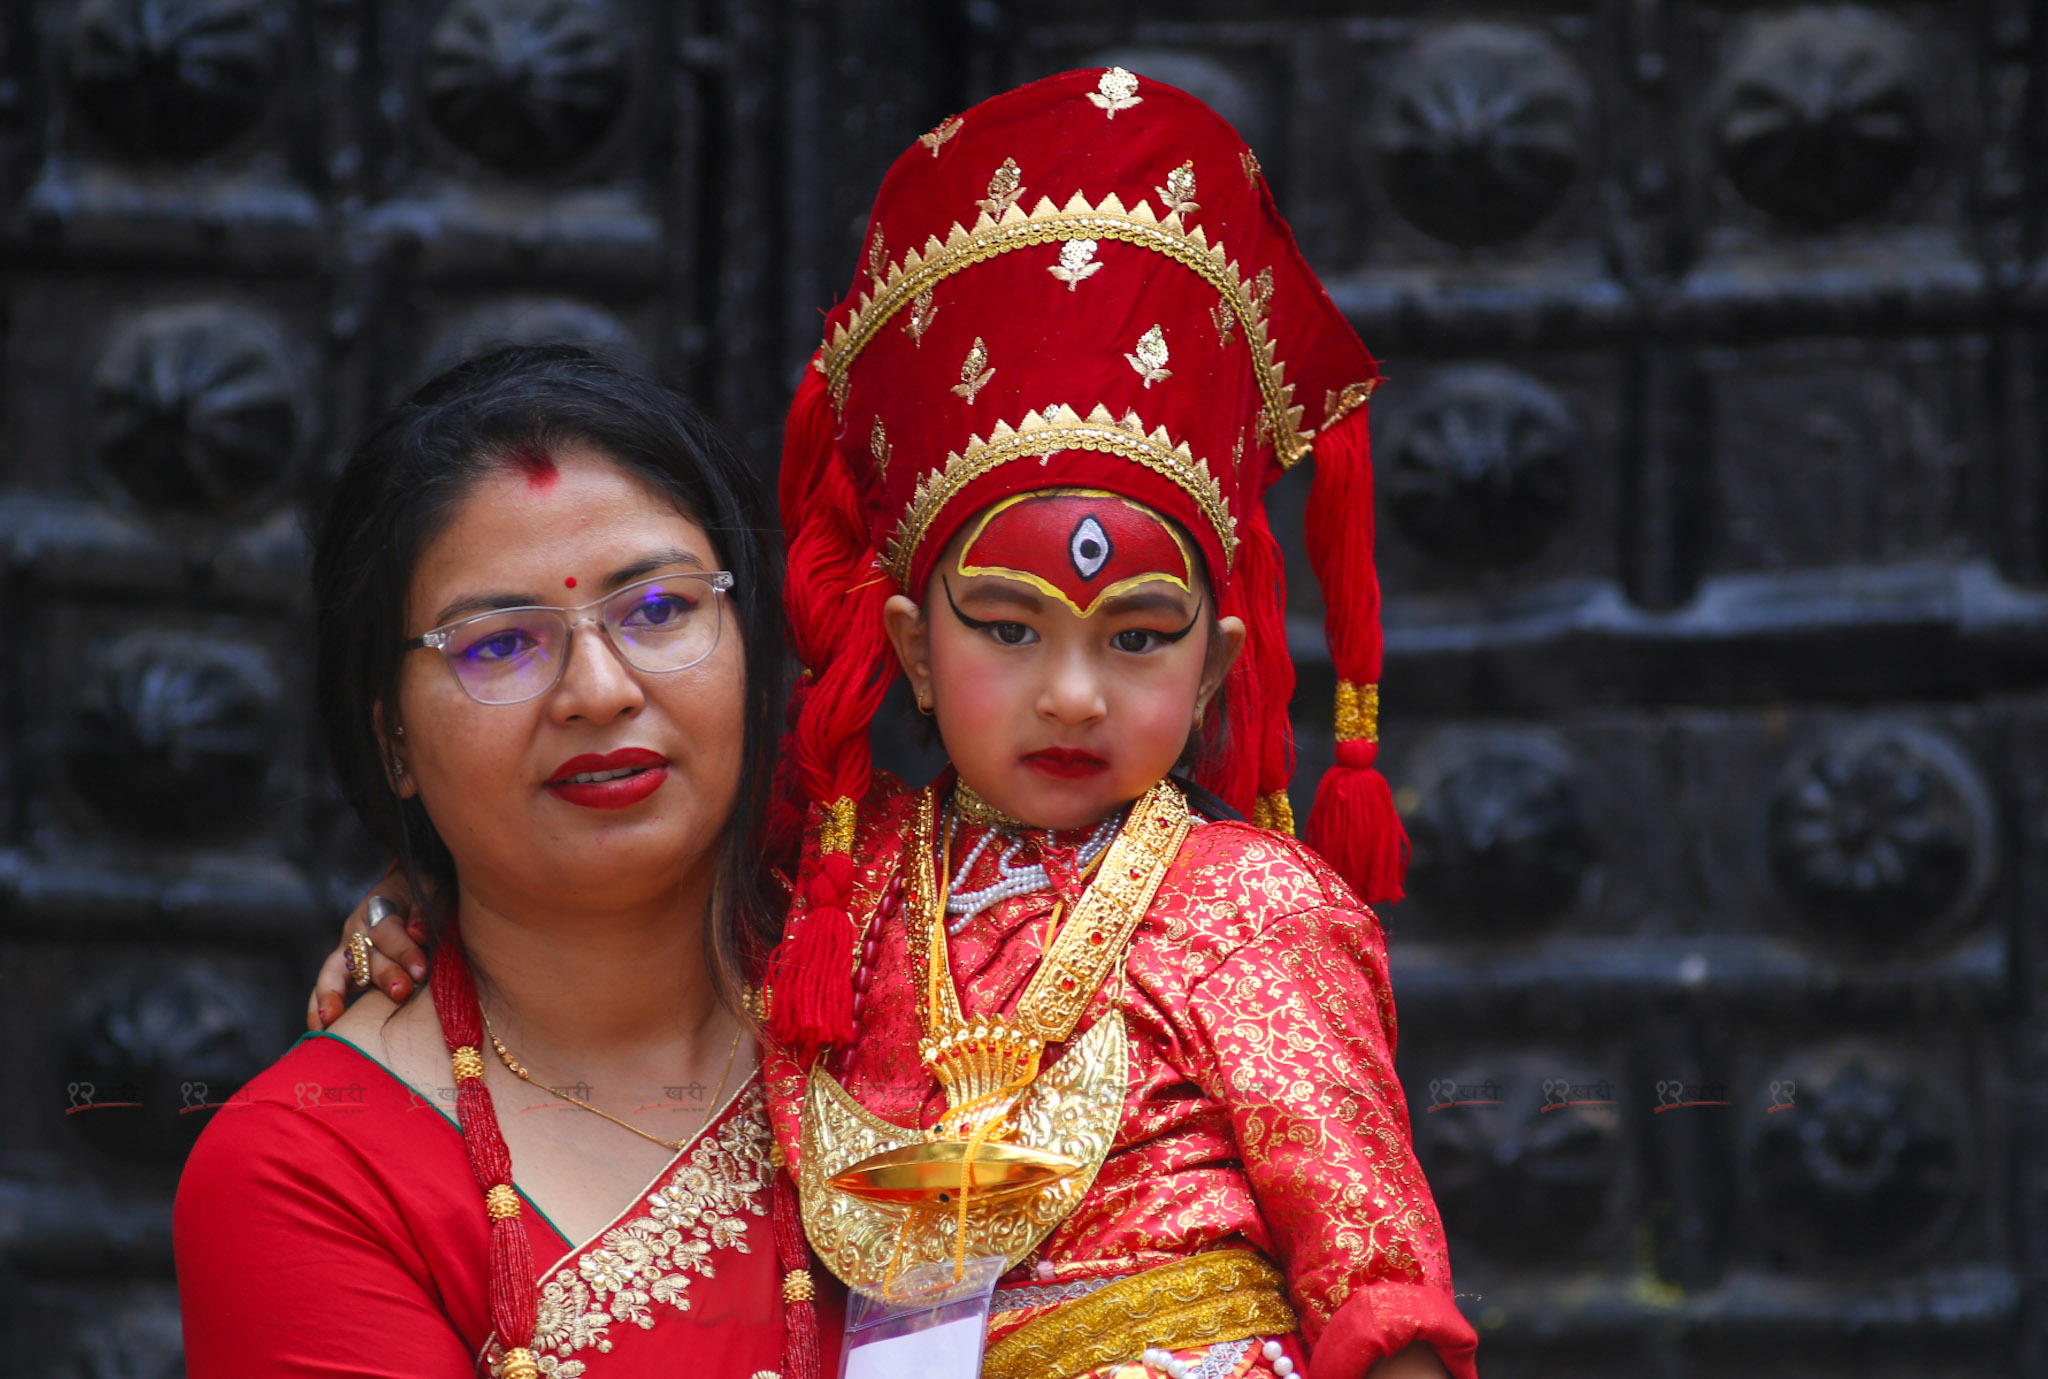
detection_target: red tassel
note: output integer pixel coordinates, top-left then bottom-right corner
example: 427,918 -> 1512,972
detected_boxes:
1307,738 -> 1407,905
1301,404 -> 1410,903
766,847 -> 857,1056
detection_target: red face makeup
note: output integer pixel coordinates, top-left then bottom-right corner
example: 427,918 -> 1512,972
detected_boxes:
957,491 -> 1193,617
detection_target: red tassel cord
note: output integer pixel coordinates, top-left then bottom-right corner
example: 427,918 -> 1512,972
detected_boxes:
773,1167 -> 823,1379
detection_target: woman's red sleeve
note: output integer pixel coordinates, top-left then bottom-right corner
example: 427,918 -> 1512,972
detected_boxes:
175,1099 -> 479,1378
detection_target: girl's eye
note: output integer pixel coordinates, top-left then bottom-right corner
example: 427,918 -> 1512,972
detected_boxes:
989,622 -> 1033,647
1112,628 -> 1164,653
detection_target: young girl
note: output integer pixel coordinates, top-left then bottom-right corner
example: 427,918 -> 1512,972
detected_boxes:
319,68 -> 1475,1379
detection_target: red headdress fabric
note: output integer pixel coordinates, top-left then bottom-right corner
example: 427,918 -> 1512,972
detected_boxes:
768,67 -> 1401,1056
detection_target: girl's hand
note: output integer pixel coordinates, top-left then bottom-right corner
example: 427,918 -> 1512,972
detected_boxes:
307,865 -> 432,1030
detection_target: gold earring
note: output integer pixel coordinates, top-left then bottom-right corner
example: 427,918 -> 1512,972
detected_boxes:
915,694 -> 935,718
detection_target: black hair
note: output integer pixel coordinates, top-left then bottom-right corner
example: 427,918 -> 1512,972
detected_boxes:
310,344 -> 787,1009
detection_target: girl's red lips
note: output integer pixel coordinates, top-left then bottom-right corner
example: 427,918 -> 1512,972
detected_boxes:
545,748 -> 669,810
1022,748 -> 1109,779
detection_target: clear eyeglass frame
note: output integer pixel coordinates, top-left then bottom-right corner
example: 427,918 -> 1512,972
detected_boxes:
402,570 -> 736,706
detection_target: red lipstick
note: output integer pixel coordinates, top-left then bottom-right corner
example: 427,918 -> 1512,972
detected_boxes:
545,748 -> 669,810
1022,747 -> 1110,779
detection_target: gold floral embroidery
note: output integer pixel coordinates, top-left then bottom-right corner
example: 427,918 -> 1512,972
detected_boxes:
979,157 -> 1025,217
869,417 -> 891,477
1156,160 -> 1198,218
866,231 -> 886,285
919,114 -> 963,155
1125,325 -> 1172,387
1210,297 -> 1236,347
1048,239 -> 1104,290
1249,266 -> 1275,318
1241,149 -> 1262,185
486,1089 -> 772,1378
905,286 -> 939,346
952,337 -> 995,402
1089,66 -> 1143,117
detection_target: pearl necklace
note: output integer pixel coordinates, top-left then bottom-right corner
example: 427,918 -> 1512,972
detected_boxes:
945,809 -> 1120,934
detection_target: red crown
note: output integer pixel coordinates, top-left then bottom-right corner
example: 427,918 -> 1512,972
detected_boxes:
768,67 -> 1404,1057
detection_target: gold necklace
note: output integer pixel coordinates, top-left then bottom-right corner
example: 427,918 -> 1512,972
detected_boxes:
951,778 -> 1025,832
483,1009 -> 743,1154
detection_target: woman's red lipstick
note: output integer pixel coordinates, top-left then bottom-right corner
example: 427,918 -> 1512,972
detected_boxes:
1022,747 -> 1109,779
545,748 -> 669,810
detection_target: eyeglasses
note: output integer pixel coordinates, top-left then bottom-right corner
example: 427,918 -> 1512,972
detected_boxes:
404,571 -> 735,705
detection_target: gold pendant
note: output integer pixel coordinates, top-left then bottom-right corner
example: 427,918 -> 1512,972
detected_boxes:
800,1010 -> 1128,1287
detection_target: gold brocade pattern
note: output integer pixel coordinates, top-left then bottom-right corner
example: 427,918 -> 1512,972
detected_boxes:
496,1088 -> 772,1377
981,1253 -> 1295,1379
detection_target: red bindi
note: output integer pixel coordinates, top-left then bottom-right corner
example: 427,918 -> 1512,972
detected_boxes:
564,576 -> 578,589
508,445 -> 559,490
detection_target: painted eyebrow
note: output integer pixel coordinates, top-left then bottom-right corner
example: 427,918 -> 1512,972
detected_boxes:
1095,587 -> 1198,620
949,580 -> 1044,616
430,547 -> 710,625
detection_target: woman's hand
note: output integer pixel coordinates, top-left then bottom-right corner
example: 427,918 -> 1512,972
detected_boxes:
307,865 -> 432,1030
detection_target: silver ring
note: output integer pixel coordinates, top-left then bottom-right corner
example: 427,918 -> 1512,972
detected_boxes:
366,896 -> 403,930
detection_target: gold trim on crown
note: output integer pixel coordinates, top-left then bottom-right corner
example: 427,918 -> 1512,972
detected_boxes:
881,404 -> 1238,584
820,190 -> 1311,467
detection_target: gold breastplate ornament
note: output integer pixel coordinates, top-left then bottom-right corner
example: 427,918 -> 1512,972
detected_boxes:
799,780 -> 1192,1290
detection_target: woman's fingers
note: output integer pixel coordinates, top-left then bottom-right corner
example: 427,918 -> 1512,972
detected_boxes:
367,907 -> 429,983
309,945 -> 352,1031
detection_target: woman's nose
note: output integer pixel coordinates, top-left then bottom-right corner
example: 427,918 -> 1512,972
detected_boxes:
550,618 -> 645,722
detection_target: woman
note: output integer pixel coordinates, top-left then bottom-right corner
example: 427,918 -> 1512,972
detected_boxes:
175,346 -> 830,1378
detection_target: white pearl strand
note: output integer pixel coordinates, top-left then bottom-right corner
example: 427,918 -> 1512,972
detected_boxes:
1139,1338 -> 1291,1379
944,811 -> 1120,935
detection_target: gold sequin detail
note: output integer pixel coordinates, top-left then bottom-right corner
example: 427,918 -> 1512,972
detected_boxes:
919,114 -> 963,155
866,231 -> 886,285
1156,160 -> 1198,217
820,795 -> 858,854
1211,297 -> 1236,347
486,1183 -> 522,1221
451,1047 -> 485,1082
904,286 -> 939,345
869,417 -> 891,477
783,1269 -> 815,1303
1125,324 -> 1171,388
980,1253 -> 1296,1379
1253,791 -> 1295,835
1335,680 -> 1379,744
1250,266 -> 1275,317
1048,238 -> 1104,290
952,336 -> 995,403
1324,379 -> 1378,426
978,157 -> 1024,217
1241,148 -> 1262,185
1088,66 -> 1143,117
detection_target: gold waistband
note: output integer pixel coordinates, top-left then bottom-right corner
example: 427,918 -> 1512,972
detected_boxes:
980,1251 -> 1297,1379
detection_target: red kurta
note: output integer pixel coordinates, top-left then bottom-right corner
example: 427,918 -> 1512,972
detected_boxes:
176,1032 -> 809,1378
766,775 -> 1479,1379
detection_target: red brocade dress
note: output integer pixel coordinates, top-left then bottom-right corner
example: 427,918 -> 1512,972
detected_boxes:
176,1032 -> 820,1378
764,775 -> 1479,1379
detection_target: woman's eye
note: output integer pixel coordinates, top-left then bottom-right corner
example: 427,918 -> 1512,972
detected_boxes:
622,592 -> 700,629
462,629 -> 537,663
1112,628 -> 1163,653
990,622 -> 1033,646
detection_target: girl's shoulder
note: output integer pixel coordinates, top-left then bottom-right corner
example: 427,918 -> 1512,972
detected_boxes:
1154,806 -> 1377,952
